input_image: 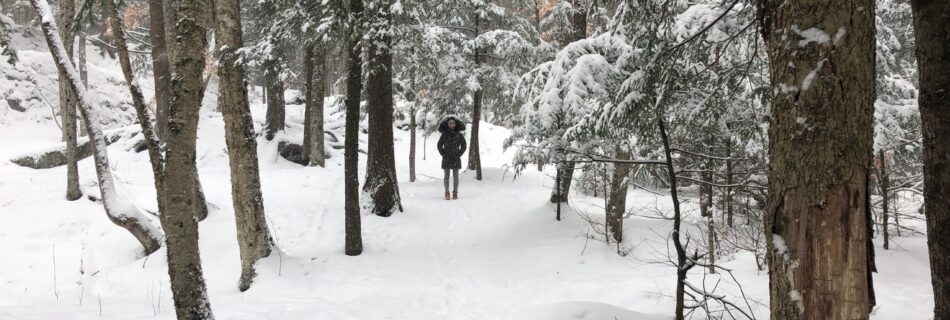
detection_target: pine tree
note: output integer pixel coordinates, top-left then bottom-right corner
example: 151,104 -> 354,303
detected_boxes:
344,0 -> 364,256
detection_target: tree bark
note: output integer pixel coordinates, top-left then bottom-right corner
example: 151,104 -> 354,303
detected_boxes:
758,0 -> 875,318
909,1 -> 950,318
343,0 -> 364,256
149,0 -> 172,142
32,0 -> 164,255
550,163 -> 575,203
163,0 -> 215,315
606,145 -> 629,243
214,0 -> 273,292
409,104 -> 417,182
58,0 -> 80,201
263,58 -> 285,141
303,45 -> 326,167
363,2 -> 401,216
467,3 -> 483,181
876,150 -> 890,250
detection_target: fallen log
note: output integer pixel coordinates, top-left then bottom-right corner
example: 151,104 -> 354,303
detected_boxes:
10,126 -> 142,169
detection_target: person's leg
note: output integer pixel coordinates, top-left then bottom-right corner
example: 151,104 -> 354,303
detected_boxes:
453,169 -> 460,193
444,169 -> 450,193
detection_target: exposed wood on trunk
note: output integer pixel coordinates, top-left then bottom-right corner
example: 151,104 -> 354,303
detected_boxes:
758,0 -> 875,318
910,0 -> 950,318
343,0 -> 364,256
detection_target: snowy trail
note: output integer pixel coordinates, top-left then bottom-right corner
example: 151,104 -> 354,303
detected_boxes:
0,99 -> 936,319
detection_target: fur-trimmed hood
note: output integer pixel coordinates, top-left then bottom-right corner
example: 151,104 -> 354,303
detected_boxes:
438,115 -> 466,133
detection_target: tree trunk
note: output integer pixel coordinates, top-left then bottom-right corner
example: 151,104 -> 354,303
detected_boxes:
606,145 -> 629,243
659,119 -> 689,320
725,140 -> 734,227
149,0 -> 172,142
759,0 -> 875,318
303,45 -> 326,167
343,0 -> 364,256
163,0 -> 215,315
467,4 -> 483,180
32,0 -> 164,255
701,146 -> 715,273
910,1 -> 950,318
409,104 -> 417,182
363,2 -> 401,217
58,0 -> 80,201
550,163 -> 575,203
214,0 -> 273,292
263,58 -> 285,141
877,150 -> 890,250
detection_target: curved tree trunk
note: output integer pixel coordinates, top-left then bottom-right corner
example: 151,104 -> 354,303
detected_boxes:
343,0 -> 364,256
909,0 -> 950,318
214,0 -> 273,292
32,0 -> 164,255
163,0 -> 215,315
363,1 -> 401,217
759,0 -> 875,318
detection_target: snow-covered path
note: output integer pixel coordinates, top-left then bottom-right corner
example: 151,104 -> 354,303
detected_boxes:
0,101 -> 935,319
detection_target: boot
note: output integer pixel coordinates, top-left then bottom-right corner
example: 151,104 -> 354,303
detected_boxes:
452,191 -> 458,200
445,192 -> 451,200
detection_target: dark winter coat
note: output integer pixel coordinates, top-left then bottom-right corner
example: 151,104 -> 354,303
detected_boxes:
437,116 -> 467,170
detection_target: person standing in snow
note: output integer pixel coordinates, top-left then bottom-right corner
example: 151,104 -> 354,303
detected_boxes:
437,116 -> 467,200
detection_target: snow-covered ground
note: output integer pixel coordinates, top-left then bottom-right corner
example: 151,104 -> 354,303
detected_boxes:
0,26 -> 936,320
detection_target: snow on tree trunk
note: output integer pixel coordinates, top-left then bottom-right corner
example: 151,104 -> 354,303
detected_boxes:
30,0 -> 163,254
910,0 -> 950,318
363,1 -> 402,217
759,0 -> 875,318
343,0 -> 365,256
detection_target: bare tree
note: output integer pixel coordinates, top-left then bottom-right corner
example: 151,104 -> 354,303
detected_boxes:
909,0 -> 950,318
214,0 -> 274,292
758,0 -> 876,318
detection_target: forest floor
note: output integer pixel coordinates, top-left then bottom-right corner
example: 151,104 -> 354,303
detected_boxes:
0,32 -> 937,320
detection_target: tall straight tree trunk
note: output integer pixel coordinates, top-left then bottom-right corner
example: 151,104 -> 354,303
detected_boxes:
58,0 -> 80,201
910,1 -> 950,318
408,104 -> 417,182
343,0 -> 364,256
606,145 -> 629,243
149,0 -> 172,142
758,0 -> 875,318
163,0 -> 214,316
363,1 -> 401,217
32,0 -> 164,255
214,0 -> 273,292
467,3 -> 483,180
876,150 -> 891,250
303,45 -> 326,167
725,139 -> 734,227
263,58 -> 285,141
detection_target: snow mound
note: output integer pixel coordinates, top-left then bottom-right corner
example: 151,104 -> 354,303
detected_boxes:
509,301 -> 670,320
